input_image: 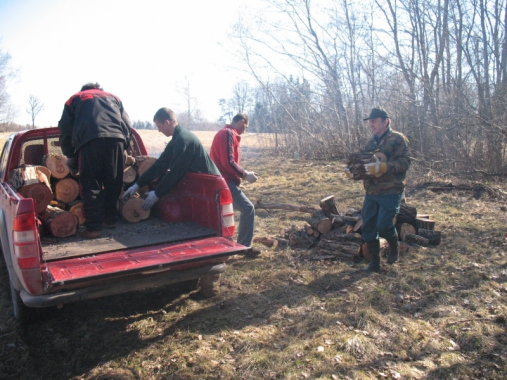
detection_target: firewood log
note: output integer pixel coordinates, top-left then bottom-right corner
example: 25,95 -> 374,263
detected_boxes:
307,210 -> 332,234
319,195 -> 339,217
123,166 -> 137,184
320,230 -> 363,244
403,233 -> 429,247
399,223 -> 416,240
19,182 -> 53,214
54,178 -> 80,203
119,196 -> 150,223
329,213 -> 361,229
346,152 -> 375,180
68,201 -> 85,225
415,217 -> 435,230
397,203 -> 417,224
417,228 -> 442,245
9,165 -> 51,190
288,230 -> 318,248
43,154 -> 70,179
304,225 -> 314,235
315,249 -> 354,261
317,240 -> 360,256
125,155 -> 136,166
135,156 -> 157,177
40,205 -> 78,238
253,237 -> 283,248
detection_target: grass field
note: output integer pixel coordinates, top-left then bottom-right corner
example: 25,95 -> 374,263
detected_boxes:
1,131 -> 507,379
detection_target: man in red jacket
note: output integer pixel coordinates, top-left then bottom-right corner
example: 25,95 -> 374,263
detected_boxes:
210,113 -> 260,257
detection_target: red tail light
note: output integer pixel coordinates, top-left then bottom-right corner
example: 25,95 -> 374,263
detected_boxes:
219,188 -> 234,238
13,210 -> 39,269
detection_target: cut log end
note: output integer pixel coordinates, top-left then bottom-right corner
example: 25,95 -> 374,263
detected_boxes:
44,154 -> 70,179
120,197 -> 150,222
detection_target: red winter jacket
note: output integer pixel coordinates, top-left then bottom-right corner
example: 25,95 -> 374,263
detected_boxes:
210,125 -> 246,186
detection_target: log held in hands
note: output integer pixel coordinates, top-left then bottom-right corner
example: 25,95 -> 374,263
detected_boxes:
119,195 -> 150,223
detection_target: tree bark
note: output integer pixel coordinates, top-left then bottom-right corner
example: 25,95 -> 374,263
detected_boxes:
307,210 -> 332,234
18,183 -> 53,214
417,228 -> 442,245
319,195 -> 340,217
9,165 -> 51,190
403,233 -> 430,247
135,156 -> 157,177
397,203 -> 417,224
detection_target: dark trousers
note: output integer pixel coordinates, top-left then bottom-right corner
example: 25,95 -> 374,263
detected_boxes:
78,138 -> 124,231
361,193 -> 403,242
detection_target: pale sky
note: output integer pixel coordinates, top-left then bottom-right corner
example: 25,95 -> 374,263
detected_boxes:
0,0 -> 253,127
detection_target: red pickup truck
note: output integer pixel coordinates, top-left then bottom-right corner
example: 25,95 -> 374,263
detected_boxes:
0,127 -> 249,322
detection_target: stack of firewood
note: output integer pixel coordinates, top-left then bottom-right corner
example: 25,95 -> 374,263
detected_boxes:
8,153 -> 158,238
254,195 -> 442,263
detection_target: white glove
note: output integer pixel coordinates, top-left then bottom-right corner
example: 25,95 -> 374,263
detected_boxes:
123,183 -> 140,199
343,167 -> 353,179
142,191 -> 159,210
243,171 -> 257,184
364,156 -> 388,176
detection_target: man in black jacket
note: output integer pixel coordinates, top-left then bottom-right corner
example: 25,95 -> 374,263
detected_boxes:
58,82 -> 132,238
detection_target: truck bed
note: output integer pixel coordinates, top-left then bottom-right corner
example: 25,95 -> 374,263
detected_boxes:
41,218 -> 217,261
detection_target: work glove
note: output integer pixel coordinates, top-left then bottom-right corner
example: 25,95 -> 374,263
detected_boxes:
343,167 -> 353,179
142,191 -> 159,210
123,183 -> 140,199
66,157 -> 78,175
243,171 -> 258,184
364,156 -> 388,177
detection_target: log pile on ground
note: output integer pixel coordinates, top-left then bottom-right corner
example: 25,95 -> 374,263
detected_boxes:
254,195 -> 442,262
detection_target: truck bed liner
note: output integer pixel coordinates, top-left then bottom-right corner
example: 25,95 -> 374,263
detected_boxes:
41,219 -> 217,261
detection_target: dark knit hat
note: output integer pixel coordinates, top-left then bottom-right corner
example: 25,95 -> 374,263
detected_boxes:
363,107 -> 389,121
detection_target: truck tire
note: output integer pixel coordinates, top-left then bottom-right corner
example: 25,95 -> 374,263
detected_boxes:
9,280 -> 33,323
197,274 -> 221,298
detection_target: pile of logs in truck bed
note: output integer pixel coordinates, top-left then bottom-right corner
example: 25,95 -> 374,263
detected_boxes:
9,154 -> 157,238
253,195 -> 441,262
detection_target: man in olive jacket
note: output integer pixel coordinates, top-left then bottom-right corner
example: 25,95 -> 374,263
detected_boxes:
357,107 -> 411,272
123,108 -> 219,209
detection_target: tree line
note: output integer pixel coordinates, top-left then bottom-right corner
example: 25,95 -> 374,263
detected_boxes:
220,0 -> 507,178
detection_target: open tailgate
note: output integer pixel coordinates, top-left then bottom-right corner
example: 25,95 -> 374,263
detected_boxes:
44,237 -> 247,285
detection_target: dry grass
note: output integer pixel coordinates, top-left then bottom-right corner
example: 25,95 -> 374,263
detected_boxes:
1,133 -> 507,379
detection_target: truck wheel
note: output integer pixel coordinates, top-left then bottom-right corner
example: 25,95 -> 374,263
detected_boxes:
9,280 -> 33,323
197,274 -> 221,298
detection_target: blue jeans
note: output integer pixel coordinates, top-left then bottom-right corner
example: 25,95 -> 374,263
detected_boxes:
361,193 -> 402,242
228,181 -> 255,247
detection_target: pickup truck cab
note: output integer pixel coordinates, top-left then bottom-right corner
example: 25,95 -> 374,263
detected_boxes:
0,127 -> 249,322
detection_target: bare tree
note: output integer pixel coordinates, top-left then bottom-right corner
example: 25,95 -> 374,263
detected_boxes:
26,95 -> 44,129
0,45 -> 16,123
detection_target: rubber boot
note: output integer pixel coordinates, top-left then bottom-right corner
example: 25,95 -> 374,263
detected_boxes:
362,239 -> 380,273
386,235 -> 399,264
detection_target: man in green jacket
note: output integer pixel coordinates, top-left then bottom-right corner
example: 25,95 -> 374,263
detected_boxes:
358,107 -> 411,273
123,107 -> 220,209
